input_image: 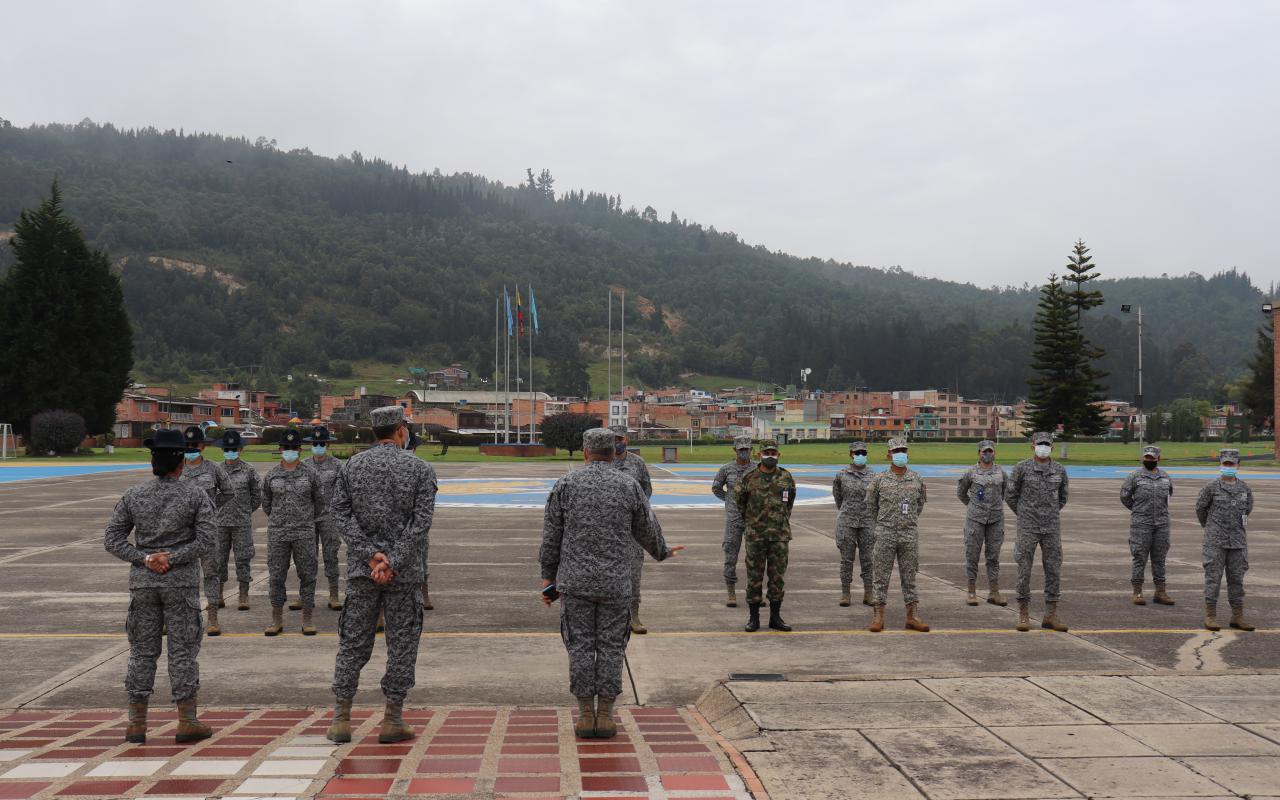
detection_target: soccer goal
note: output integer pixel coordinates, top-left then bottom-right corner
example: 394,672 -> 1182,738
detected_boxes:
0,423 -> 15,459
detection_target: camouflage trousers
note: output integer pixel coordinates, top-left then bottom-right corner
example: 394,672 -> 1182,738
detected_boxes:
125,586 -> 203,703
203,525 -> 255,606
871,532 -> 919,606
744,535 -> 789,605
267,535 -> 317,610
316,519 -> 341,582
332,578 -> 423,703
1015,529 -> 1062,605
836,524 -> 874,589
1130,523 -> 1170,584
560,593 -> 631,700
630,545 -> 644,612
722,515 -> 745,584
964,519 -> 1004,584
1203,544 -> 1248,606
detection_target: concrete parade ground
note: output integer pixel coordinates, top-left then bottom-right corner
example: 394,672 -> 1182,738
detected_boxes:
0,460 -> 1277,799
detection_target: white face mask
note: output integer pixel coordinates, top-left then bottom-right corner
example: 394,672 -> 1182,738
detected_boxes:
282,450 -> 300,464
223,451 -> 240,461
1034,445 -> 1051,459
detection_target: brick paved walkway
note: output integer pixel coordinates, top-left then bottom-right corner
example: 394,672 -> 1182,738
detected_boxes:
0,706 -> 751,799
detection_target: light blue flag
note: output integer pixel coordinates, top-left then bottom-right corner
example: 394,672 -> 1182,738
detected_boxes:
529,285 -> 539,334
504,286 -> 513,337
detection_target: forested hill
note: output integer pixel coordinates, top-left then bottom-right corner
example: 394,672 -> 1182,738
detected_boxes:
0,120 -> 1267,404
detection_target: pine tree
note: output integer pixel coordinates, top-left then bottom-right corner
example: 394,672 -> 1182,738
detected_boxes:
1241,315 -> 1274,431
1060,239 -> 1109,435
1027,275 -> 1077,434
0,182 -> 133,436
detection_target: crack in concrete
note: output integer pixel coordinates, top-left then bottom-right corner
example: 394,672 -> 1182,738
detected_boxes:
1174,630 -> 1232,671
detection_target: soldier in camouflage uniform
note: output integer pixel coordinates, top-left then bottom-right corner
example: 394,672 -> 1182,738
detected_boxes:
866,437 -> 929,632
104,428 -> 216,744
1195,448 -> 1255,632
261,428 -> 327,636
1007,432 -> 1069,632
204,429 -> 261,635
712,435 -> 754,607
306,425 -> 345,611
405,423 -> 434,611
178,426 -> 232,622
1120,445 -> 1175,606
327,406 -> 437,745
734,439 -> 796,633
957,440 -> 1008,607
833,441 -> 876,607
610,425 -> 654,634
541,428 -> 681,739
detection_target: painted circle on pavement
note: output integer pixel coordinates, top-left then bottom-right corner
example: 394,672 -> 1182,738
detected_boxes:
438,477 -> 832,509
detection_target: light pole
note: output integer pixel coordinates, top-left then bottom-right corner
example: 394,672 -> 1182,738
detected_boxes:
1265,301 -> 1275,458
1121,304 -> 1143,444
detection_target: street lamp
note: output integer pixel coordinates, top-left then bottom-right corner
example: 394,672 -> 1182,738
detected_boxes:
1121,304 -> 1143,444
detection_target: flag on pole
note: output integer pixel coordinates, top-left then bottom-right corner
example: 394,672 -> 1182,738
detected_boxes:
529,285 -> 539,334
504,286 -> 513,336
516,287 -> 525,337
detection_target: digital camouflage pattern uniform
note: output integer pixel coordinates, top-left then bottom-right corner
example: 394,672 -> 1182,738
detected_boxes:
833,459 -> 876,592
105,475 -> 216,703
180,457 -> 233,602
262,460 -> 327,610
308,455 -> 344,583
1195,469 -> 1253,607
734,461 -> 797,606
866,464 -> 927,606
957,460 -> 1008,585
1007,449 -> 1069,605
712,436 -> 754,585
330,433 -> 437,704
207,457 -> 260,605
541,445 -> 671,700
1121,451 -> 1173,585
611,445 -> 653,615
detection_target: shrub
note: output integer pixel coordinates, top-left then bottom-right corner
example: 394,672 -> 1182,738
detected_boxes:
29,410 -> 87,455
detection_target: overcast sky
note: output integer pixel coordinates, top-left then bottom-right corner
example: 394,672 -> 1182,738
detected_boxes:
4,1 -> 1277,287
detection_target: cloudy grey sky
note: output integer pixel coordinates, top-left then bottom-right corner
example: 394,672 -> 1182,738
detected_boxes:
4,1 -> 1277,286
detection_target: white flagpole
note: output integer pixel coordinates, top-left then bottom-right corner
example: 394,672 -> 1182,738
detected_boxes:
494,295 -> 499,443
529,287 -> 536,443
607,291 -> 612,401
620,290 -> 626,409
515,299 -> 522,444
504,287 -> 510,443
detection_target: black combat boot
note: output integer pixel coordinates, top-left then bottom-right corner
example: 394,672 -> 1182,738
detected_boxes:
744,604 -> 761,632
768,601 -> 792,632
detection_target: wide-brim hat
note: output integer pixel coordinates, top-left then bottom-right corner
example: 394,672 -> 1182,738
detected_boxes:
145,428 -> 187,451
303,425 -> 332,444
214,429 -> 245,449
280,428 -> 305,449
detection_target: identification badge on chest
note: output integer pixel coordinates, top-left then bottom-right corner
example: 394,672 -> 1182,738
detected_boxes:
781,489 -> 790,503
900,500 -> 910,515
977,488 -> 985,502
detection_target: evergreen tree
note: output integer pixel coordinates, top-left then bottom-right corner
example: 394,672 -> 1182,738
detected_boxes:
1027,276 -> 1077,434
1241,316 -> 1274,430
1060,239 -> 1109,435
0,182 -> 133,436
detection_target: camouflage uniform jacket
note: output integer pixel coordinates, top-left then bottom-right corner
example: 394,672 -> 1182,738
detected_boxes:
261,461 -> 327,539
307,455 -> 343,520
613,451 -> 653,498
957,464 -> 1007,525
1006,458 -> 1068,531
179,458 -> 233,510
1195,478 -> 1253,548
540,461 -> 671,599
216,458 -> 261,527
331,442 -> 437,585
104,475 -> 217,588
833,466 -> 875,528
865,468 -> 927,540
1120,468 -> 1173,526
734,466 -> 797,542
712,460 -> 754,520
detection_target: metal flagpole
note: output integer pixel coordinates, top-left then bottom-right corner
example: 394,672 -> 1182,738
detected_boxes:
529,286 -> 535,443
515,298 -> 522,444
505,287 -> 511,443
494,295 -> 499,443
607,291 -> 612,401
620,290 -> 626,407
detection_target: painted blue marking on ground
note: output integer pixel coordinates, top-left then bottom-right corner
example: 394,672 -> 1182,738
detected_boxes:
0,464 -> 149,483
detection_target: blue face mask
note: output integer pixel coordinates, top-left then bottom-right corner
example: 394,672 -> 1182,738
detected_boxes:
312,445 -> 327,456
282,450 -> 300,464
1221,466 -> 1237,478
223,451 -> 239,461
891,452 -> 909,468
852,454 -> 868,467
615,442 -> 627,455
184,451 -> 201,462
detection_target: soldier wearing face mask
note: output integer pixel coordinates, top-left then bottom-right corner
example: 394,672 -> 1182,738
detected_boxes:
712,435 -> 755,607
306,426 -> 345,612
1195,449 -> 1254,632
1007,432 -> 1069,632
204,429 -> 261,634
610,425 -> 653,633
865,438 -> 928,633
179,427 -> 234,630
1120,445 -> 1174,606
261,428 -> 327,636
734,439 -> 796,632
957,440 -> 1008,607
833,441 -> 876,607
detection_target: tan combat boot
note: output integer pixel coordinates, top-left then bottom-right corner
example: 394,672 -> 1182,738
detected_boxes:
205,606 -> 221,637
125,699 -> 147,743
966,581 -> 979,606
1229,604 -> 1255,631
301,607 -> 316,636
422,582 -> 433,610
1153,583 -> 1175,605
175,698 -> 213,743
1132,581 -> 1146,605
905,603 -> 930,632
264,606 -> 284,637
574,696 -> 596,739
839,585 -> 852,607
862,583 -> 874,606
987,581 -> 1007,607
594,696 -> 618,739
1041,602 -> 1068,632
725,582 -> 737,608
868,605 -> 885,633
217,583 -> 226,609
1204,603 -> 1221,631
629,603 -> 647,635
326,698 -> 352,743
327,579 -> 343,611
237,581 -> 251,611
289,597 -> 303,611
1016,602 -> 1031,632
378,701 -> 414,743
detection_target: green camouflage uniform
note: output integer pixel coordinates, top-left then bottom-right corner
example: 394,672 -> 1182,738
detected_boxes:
734,466 -> 797,606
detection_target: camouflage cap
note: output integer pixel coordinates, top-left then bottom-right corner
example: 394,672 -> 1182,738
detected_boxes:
584,427 -> 615,451
369,406 -> 407,429
887,436 -> 909,450
1142,445 -> 1161,459
758,438 -> 780,452
849,441 -> 868,452
1031,431 -> 1053,445
1219,448 -> 1240,464
609,424 -> 628,437
979,439 -> 996,451
733,435 -> 753,449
